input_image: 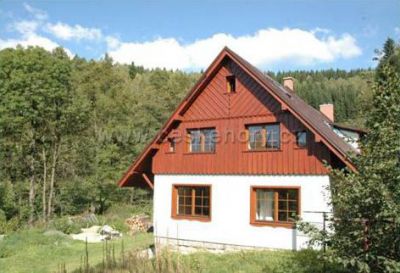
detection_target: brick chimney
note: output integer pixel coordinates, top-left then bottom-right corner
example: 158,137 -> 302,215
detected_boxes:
319,103 -> 334,122
282,77 -> 294,91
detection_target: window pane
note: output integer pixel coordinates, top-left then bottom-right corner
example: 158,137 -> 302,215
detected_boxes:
195,197 -> 202,206
189,129 -> 215,152
296,131 -> 307,147
278,200 -> 288,210
248,126 -> 264,150
194,206 -> 202,215
289,201 -> 298,211
256,189 -> 274,221
278,211 -> 288,222
184,196 -> 192,206
169,138 -> 176,152
203,129 -> 216,152
266,124 -> 280,149
288,189 -> 298,200
189,130 -> 201,152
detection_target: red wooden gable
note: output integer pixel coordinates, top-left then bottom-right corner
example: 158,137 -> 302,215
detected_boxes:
119,47 -> 355,188
152,59 -> 330,175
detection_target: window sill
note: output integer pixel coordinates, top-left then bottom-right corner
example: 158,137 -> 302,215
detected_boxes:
243,149 -> 282,153
250,220 -> 296,229
294,146 -> 307,150
172,215 -> 211,222
165,151 -> 176,154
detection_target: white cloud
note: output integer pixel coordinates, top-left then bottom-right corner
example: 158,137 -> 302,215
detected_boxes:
105,35 -> 121,49
45,22 -> 102,41
12,20 -> 39,35
0,4 -> 73,56
23,3 -> 47,20
108,28 -> 362,70
0,33 -> 73,57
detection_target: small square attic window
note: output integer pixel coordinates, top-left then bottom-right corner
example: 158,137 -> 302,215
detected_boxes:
168,138 -> 176,153
226,75 -> 236,93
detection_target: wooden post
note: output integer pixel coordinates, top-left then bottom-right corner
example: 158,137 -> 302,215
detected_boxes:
142,173 -> 154,189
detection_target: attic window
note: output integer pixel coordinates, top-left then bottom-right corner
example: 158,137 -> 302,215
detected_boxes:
187,128 -> 216,153
296,131 -> 307,148
226,75 -> 236,93
168,138 -> 176,153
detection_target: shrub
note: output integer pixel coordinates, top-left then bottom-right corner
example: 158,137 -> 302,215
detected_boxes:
49,216 -> 84,234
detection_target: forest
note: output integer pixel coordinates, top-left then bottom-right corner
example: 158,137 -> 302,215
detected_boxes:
0,38 -> 397,233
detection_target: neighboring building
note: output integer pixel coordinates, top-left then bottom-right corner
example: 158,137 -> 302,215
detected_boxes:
119,47 -> 363,251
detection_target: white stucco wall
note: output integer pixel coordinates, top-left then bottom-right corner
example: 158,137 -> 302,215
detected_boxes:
153,174 -> 331,250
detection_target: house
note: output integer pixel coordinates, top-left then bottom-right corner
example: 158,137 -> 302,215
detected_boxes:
118,47 -> 363,251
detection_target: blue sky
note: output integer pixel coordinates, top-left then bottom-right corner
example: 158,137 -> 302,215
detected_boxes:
0,0 -> 399,71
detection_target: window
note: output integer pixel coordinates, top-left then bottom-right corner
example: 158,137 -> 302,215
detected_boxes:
250,187 -> 300,227
296,131 -> 307,148
172,185 -> 211,221
247,124 -> 280,150
188,128 -> 216,153
226,75 -> 236,93
168,138 -> 176,152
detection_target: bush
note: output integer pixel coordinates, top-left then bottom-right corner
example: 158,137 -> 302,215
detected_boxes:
49,216 -> 85,234
0,210 -> 21,234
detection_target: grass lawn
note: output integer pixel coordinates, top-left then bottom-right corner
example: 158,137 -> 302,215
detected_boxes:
0,229 -> 153,273
178,250 -> 347,273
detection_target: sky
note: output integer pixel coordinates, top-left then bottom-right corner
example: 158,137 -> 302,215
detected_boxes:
0,0 -> 399,71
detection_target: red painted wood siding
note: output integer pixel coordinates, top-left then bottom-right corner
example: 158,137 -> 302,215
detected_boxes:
152,60 -> 330,175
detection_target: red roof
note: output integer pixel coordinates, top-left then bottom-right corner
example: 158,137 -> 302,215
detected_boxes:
119,47 -> 357,187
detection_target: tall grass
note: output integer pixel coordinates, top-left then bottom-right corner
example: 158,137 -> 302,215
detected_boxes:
55,240 -> 349,273
57,239 -> 191,273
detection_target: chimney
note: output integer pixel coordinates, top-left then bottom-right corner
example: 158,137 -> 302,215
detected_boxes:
319,103 -> 334,122
282,77 -> 294,91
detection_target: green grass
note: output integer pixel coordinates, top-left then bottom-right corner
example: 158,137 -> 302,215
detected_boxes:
178,250 -> 348,273
0,229 -> 153,273
66,247 -> 348,273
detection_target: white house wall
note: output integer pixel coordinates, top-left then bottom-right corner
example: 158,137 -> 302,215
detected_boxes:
153,174 -> 331,251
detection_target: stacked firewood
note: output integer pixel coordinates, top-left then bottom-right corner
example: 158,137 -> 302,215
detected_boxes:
125,214 -> 152,235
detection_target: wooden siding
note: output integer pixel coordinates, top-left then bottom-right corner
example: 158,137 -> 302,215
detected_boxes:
152,60 -> 331,175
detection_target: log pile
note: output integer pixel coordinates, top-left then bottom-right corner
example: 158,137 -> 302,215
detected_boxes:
125,214 -> 152,235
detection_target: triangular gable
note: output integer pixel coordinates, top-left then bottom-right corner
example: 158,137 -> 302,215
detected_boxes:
119,47 -> 356,188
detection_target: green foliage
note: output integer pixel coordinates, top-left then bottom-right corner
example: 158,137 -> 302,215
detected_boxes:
268,69 -> 373,124
375,38 -> 400,81
300,44 -> 400,272
128,61 -> 145,79
49,216 -> 85,234
0,181 -> 17,219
